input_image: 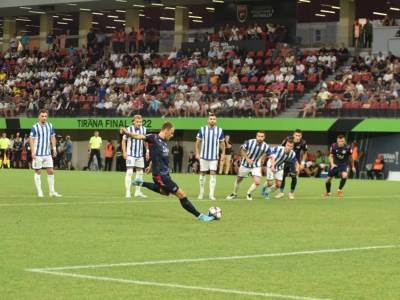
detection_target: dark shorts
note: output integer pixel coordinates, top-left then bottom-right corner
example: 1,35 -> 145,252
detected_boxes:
328,164 -> 348,177
153,174 -> 179,195
283,162 -> 297,177
0,149 -> 5,158
66,153 -> 72,162
14,151 -> 22,161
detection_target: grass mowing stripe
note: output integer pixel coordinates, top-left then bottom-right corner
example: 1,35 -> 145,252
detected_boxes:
25,269 -> 332,300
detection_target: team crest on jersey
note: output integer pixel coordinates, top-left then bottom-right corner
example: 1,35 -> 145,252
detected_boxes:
342,150 -> 346,154
237,5 -> 248,23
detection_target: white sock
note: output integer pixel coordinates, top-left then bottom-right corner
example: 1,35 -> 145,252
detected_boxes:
125,168 -> 133,195
135,169 -> 144,193
233,179 -> 241,194
199,175 -> 205,196
34,173 -> 42,194
247,183 -> 257,195
47,174 -> 55,194
210,175 -> 216,197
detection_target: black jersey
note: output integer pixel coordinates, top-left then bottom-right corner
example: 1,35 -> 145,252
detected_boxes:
282,136 -> 308,162
145,134 -> 170,176
330,143 -> 352,165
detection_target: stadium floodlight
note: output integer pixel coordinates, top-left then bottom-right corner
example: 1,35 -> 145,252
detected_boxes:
79,8 -> 91,11
116,10 -> 126,12
29,10 -> 45,14
92,12 -> 104,15
114,19 -> 126,22
315,13 -> 326,17
331,6 -> 340,10
62,18 -> 74,21
115,0 -> 127,2
67,3 -> 77,6
192,20 -> 203,23
390,7 -> 400,11
92,21 -> 99,24
164,7 -> 175,10
106,26 -> 116,29
16,18 -> 31,22
206,7 -> 215,11
320,10 -> 335,14
160,16 -> 174,20
212,0 -> 224,3
298,0 -> 311,3
189,15 -> 202,19
133,4 -> 145,7
151,3 -> 164,6
57,21 -> 68,25
107,15 -> 119,18
19,6 -> 32,9
373,11 -> 387,16
53,15 -> 59,18
139,14 -> 145,17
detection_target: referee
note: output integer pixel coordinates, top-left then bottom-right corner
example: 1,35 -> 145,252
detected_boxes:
87,131 -> 103,170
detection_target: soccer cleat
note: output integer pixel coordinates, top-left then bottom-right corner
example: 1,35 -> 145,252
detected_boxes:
197,194 -> 204,200
209,195 -> 216,201
38,191 -> 44,198
323,192 -> 332,197
131,178 -> 144,186
337,190 -> 344,197
246,193 -> 253,201
49,192 -> 62,197
134,191 -> 148,198
275,192 -> 285,199
226,193 -> 237,200
125,193 -> 131,199
198,213 -> 215,222
288,192 -> 295,200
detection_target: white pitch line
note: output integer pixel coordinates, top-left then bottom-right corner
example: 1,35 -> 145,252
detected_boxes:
26,244 -> 400,272
26,269 -> 331,300
2,194 -> 400,208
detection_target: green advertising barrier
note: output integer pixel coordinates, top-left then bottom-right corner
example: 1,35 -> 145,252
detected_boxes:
352,119 -> 400,133
19,118 -> 337,131
0,118 -> 6,129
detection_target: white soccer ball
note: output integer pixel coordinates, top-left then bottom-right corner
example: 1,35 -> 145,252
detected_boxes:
208,207 -> 222,220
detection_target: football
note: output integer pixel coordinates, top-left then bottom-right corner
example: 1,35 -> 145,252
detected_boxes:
208,207 -> 222,220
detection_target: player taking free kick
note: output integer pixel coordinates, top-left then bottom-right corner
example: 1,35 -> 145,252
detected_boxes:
121,122 -> 215,222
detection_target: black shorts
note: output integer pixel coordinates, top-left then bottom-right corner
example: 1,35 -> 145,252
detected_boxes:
283,162 -> 297,177
0,149 -> 5,158
14,151 -> 22,161
328,164 -> 348,177
153,174 -> 179,195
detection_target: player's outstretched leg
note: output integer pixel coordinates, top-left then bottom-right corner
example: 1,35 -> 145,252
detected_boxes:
324,177 -> 332,197
175,189 -> 215,222
288,174 -> 297,199
337,172 -> 348,197
276,172 -> 287,199
226,177 -> 242,200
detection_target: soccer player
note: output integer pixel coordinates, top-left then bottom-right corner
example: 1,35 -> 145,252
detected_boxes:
122,115 -> 148,198
324,135 -> 356,197
121,122 -> 215,222
276,129 -> 308,199
29,109 -> 61,197
226,131 -> 270,201
262,138 -> 298,199
195,114 -> 225,200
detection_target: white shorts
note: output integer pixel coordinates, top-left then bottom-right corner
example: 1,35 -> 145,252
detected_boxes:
200,159 -> 218,172
32,155 -> 53,169
238,165 -> 262,178
266,168 -> 284,181
126,156 -> 145,169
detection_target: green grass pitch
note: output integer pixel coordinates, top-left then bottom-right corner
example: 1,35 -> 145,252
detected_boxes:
1,169 -> 400,300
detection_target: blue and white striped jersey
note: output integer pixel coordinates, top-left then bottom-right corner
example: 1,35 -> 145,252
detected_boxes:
270,146 -> 297,170
30,122 -> 56,156
241,139 -> 271,168
123,125 -> 147,158
196,126 -> 224,160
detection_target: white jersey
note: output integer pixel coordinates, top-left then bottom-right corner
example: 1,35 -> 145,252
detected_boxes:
196,126 -> 224,160
30,122 -> 56,156
269,146 -> 296,170
241,139 -> 271,168
123,125 -> 147,158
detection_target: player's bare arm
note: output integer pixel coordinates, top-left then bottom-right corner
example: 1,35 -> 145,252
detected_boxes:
300,150 -> 308,170
51,135 -> 57,158
295,161 -> 300,174
121,137 -> 127,159
145,142 -> 150,161
29,136 -> 36,160
349,156 -> 356,173
219,140 -> 225,162
329,153 -> 336,169
195,138 -> 201,160
270,156 -> 276,172
240,147 -> 253,165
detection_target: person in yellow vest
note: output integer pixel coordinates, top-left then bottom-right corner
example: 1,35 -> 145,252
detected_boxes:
87,131 -> 102,170
0,132 -> 11,168
104,139 -> 115,171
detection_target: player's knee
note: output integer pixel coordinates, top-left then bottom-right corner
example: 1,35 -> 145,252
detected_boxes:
342,172 -> 348,179
176,189 -> 185,198
47,169 -> 54,175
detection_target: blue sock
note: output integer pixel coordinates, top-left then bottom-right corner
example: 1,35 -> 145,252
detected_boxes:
280,187 -> 284,193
